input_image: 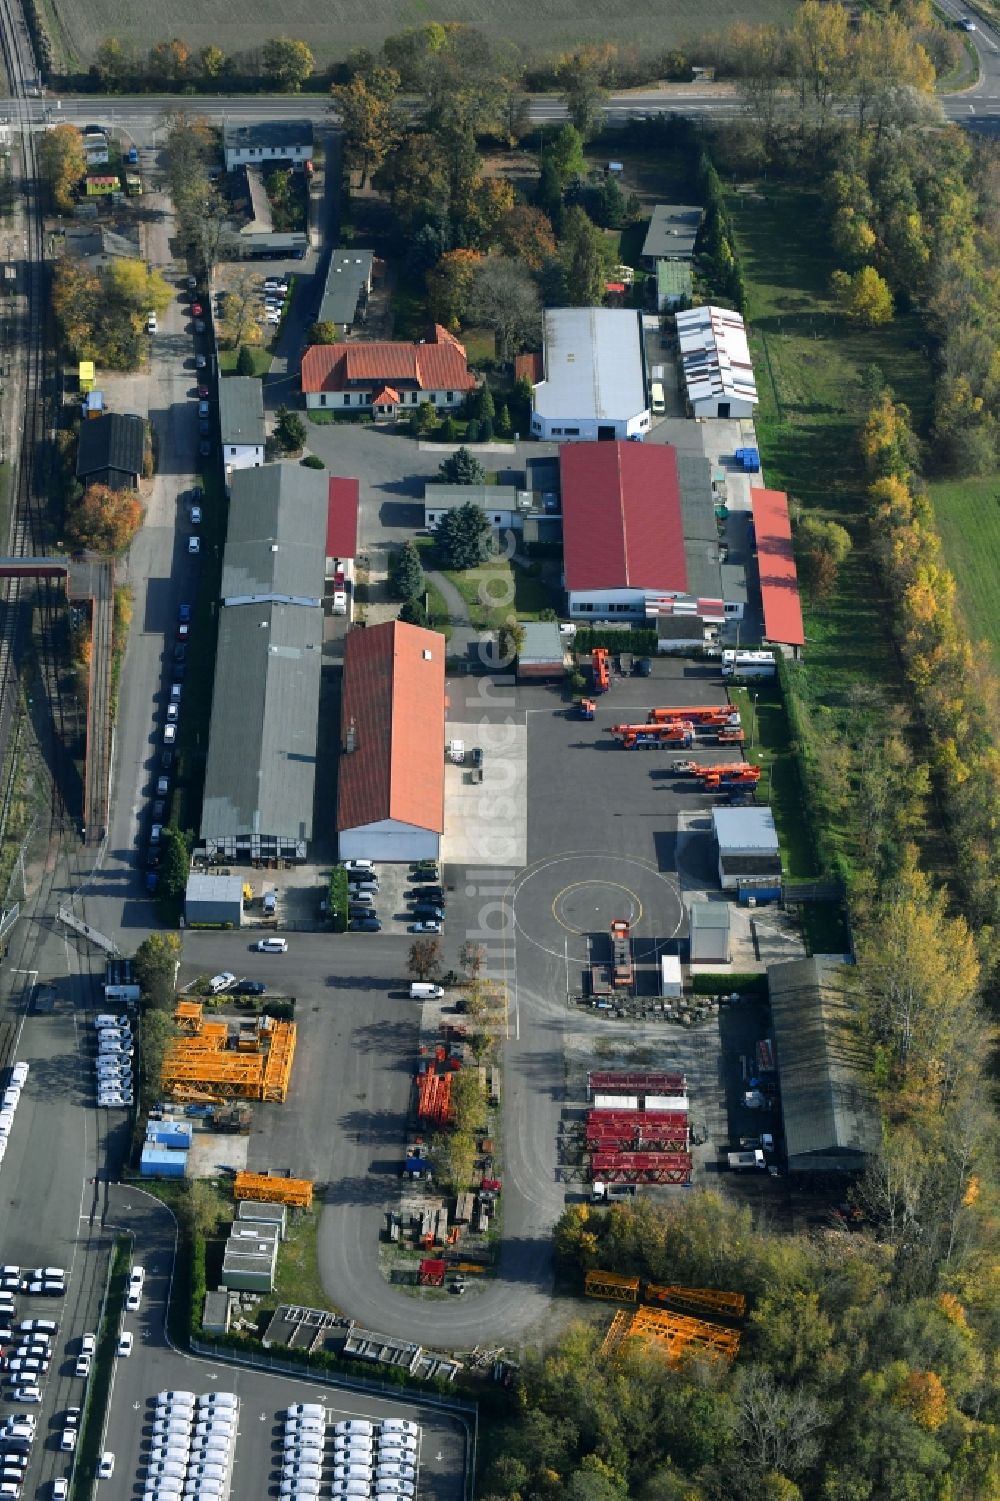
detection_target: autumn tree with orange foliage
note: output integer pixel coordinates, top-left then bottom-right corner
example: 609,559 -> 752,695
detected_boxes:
67,485 -> 143,556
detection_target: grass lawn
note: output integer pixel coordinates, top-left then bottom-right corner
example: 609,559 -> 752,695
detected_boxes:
728,682 -> 818,880
728,183 -> 933,875
266,1212 -> 330,1314
72,1238 -> 126,1501
443,556 -> 558,630
219,346 -> 272,378
929,473 -> 1000,671
461,325 -> 496,364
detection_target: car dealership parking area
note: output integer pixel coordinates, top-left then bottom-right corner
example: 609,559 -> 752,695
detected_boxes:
102,1362 -> 465,1501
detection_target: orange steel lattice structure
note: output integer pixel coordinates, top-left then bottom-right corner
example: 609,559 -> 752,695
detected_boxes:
233,1172 -> 313,1208
584,1270 -> 642,1303
161,1017 -> 296,1102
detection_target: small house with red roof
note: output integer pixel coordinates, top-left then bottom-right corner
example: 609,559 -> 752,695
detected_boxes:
301,326 -> 475,418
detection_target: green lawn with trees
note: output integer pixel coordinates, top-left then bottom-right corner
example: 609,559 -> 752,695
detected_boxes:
928,474 -> 1000,671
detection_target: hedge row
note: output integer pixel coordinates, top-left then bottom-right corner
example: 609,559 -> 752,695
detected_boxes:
573,627 -> 658,654
691,971 -> 769,997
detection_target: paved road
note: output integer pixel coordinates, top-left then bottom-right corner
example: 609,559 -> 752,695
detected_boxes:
6,7 -> 1000,139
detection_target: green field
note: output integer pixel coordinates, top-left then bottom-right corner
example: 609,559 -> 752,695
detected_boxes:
48,0 -> 799,70
930,474 -> 1000,670
727,183 -> 933,874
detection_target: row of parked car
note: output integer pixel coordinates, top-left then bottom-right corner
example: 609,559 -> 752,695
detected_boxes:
137,1387 -> 239,1501
276,1408 -> 420,1501
0,1062 -> 28,1176
0,1398 -> 76,1501
343,859 -> 446,935
94,1011 -> 134,1109
145,606 -> 193,893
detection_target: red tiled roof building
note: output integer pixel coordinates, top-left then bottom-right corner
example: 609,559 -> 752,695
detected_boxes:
302,326 -> 475,418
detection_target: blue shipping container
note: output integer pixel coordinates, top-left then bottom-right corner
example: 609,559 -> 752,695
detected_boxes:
140,1145 -> 188,1179
147,1122 -> 193,1150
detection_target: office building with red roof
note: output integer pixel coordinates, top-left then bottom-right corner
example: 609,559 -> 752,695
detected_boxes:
560,442 -> 746,626
301,326 -> 475,419
337,620 -> 446,862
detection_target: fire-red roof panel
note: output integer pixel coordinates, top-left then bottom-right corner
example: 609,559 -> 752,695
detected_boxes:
336,620 -> 445,836
327,477 -> 359,560
560,443 -> 688,593
750,488 -> 805,648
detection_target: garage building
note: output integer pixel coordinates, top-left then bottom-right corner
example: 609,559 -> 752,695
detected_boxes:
712,806 -> 782,893
688,900 -> 732,964
184,872 -> 244,927
676,305 -> 758,420
767,957 -> 880,1174
516,621 -> 565,681
529,308 -> 651,442
337,619 -> 446,862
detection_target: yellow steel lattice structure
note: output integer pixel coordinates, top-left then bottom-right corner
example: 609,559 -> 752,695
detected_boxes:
168,1084 -> 223,1104
174,1001 -> 204,1033
262,1021 -> 296,1102
630,1307 -> 741,1364
161,1019 -> 296,1103
645,1284 -> 747,1319
233,1172 -> 313,1209
585,1269 -> 641,1303
600,1310 -> 633,1360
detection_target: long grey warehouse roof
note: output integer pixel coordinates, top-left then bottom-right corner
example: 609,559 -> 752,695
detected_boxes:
767,957 -> 881,1171
223,465 -> 327,603
219,377 -> 265,448
201,600 -> 322,845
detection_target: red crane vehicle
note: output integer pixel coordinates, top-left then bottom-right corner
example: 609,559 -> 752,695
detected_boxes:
609,721 -> 694,749
591,649 -> 611,694
647,705 -> 741,727
590,920 -> 634,996
674,761 -> 761,790
578,698 -> 596,719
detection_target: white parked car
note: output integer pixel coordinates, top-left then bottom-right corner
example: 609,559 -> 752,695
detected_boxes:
380,1421 -> 419,1439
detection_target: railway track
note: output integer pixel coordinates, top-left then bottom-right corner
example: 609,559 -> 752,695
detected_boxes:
0,0 -> 76,837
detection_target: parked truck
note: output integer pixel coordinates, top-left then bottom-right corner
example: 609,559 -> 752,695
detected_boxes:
728,1148 -> 766,1171
721,650 -> 776,680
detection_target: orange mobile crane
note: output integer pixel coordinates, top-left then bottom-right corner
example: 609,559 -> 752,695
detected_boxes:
647,705 -> 741,727
677,761 -> 761,789
591,648 -> 611,693
609,721 -> 695,749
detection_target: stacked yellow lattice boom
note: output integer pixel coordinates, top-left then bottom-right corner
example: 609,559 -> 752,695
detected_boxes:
233,1172 -> 313,1208
163,1010 -> 296,1103
592,1271 -> 745,1367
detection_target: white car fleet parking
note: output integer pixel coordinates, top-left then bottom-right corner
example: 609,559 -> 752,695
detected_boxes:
139,1390 -> 239,1501
95,1012 -> 134,1109
278,1410 -> 421,1500
0,1062 -> 28,1176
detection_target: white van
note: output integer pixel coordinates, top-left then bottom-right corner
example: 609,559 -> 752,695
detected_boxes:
410,983 -> 444,1000
262,891 -> 277,917
255,937 -> 287,953
650,381 -> 666,416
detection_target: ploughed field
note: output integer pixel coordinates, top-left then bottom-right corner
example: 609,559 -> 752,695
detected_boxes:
49,0 -> 800,69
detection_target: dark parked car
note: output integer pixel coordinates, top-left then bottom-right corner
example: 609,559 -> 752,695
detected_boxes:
412,904 -> 444,922
410,869 -> 439,884
160,749 -> 174,772
349,918 -> 382,932
173,643 -> 188,665
178,603 -> 192,624
409,889 -> 445,906
232,981 -> 266,996
145,872 -> 158,893
470,747 -> 483,767
349,904 -> 378,920
152,800 -> 166,820
635,657 -> 653,677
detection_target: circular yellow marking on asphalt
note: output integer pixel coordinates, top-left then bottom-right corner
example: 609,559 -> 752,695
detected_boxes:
551,880 -> 644,936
